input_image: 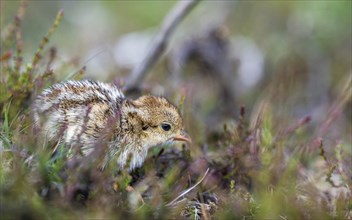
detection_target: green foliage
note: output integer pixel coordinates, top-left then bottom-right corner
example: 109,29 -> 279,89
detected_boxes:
1,5 -> 63,123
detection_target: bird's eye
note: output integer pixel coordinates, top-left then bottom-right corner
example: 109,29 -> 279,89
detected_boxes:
161,123 -> 171,131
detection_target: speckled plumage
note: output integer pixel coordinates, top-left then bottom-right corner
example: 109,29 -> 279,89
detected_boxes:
32,80 -> 189,170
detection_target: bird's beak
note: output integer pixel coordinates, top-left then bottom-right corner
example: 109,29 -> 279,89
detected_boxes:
173,130 -> 191,143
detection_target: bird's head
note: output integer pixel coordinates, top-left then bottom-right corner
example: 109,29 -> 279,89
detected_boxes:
121,95 -> 190,150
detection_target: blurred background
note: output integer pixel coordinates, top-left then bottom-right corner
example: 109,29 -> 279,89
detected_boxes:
2,0 -> 351,154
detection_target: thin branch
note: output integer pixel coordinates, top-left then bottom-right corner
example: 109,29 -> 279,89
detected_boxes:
124,0 -> 201,92
273,115 -> 311,143
316,74 -> 352,137
166,168 -> 210,207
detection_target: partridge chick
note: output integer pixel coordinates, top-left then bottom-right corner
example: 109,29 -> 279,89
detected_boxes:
32,80 -> 190,170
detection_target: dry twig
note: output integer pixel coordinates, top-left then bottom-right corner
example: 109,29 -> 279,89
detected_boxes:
166,168 -> 210,207
124,0 -> 201,92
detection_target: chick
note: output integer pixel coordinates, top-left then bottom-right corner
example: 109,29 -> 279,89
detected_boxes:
32,80 -> 190,170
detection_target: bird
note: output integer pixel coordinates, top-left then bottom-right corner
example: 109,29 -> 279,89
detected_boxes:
32,80 -> 190,170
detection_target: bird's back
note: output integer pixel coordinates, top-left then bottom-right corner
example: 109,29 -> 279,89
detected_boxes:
33,80 -> 124,153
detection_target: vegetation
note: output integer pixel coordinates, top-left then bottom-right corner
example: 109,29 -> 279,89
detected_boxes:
1,1 -> 351,219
